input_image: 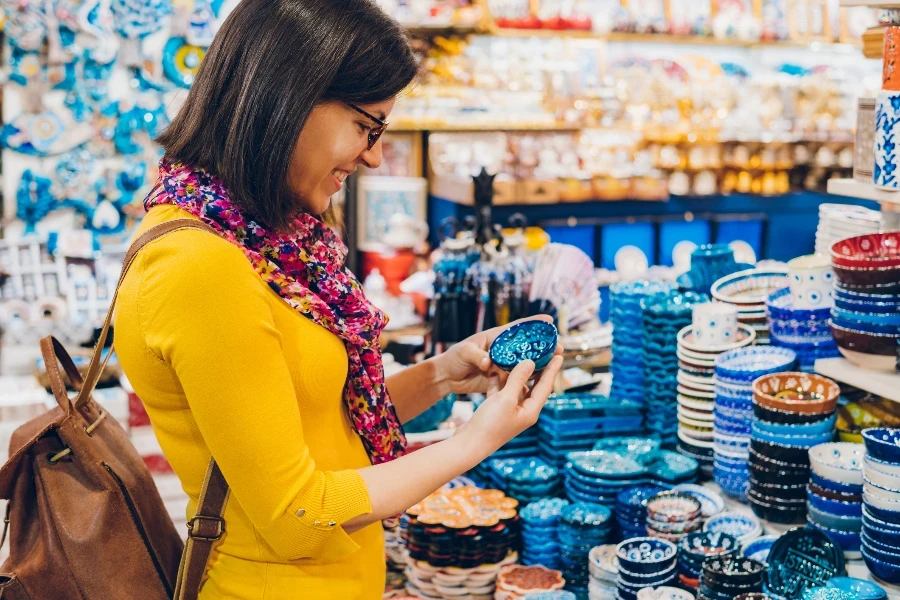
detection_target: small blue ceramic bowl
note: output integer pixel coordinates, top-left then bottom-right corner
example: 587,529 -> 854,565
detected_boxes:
825,577 -> 887,600
615,537 -> 678,575
754,414 -> 838,437
861,529 -> 900,555
834,295 -> 900,314
862,545 -> 900,583
862,428 -> 900,464
714,346 -> 797,384
808,503 -> 863,532
831,314 -> 900,336
807,488 -> 863,518
832,307 -> 900,326
767,288 -> 832,322
864,502 -> 900,525
811,472 -> 864,496
751,423 -> 835,448
807,517 -> 862,552
489,320 -> 558,372
742,535 -> 778,563
863,507 -> 900,533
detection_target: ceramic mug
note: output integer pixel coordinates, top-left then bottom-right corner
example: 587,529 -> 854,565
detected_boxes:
692,303 -> 739,347
787,254 -> 834,310
874,90 -> 900,191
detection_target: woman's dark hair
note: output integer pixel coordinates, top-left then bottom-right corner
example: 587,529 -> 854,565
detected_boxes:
157,0 -> 418,231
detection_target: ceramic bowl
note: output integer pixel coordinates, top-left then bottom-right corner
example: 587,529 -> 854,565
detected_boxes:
861,545 -> 900,584
715,347 -> 798,384
678,531 -> 740,563
832,262 -> 900,287
864,488 -> 900,513
831,233 -> 900,268
670,484 -> 724,518
865,454 -> 900,478
766,287 -> 833,324
754,414 -> 838,437
741,535 -> 778,563
703,512 -> 761,542
646,493 -> 702,523
865,477 -> 900,501
752,399 -> 834,425
832,306 -> 900,327
700,555 -> 766,586
568,451 -> 646,480
490,320 -> 558,372
616,538 -> 678,575
862,428 -> 900,463
635,586 -> 693,600
832,312 -> 900,336
750,423 -> 834,448
806,517 -> 862,554
864,463 -> 900,493
751,372 -> 840,414
808,503 -> 863,532
864,501 -> 900,525
711,268 -> 790,306
733,595 -> 774,600
825,577 -> 887,600
809,480 -> 863,503
863,510 -> 900,536
801,588 -> 859,600
750,438 -> 810,465
807,487 -> 863,518
830,323 -> 900,370
809,443 -> 865,486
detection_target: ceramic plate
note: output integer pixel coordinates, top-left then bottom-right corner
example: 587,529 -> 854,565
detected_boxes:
677,385 -> 715,399
677,395 -> 715,411
677,429 -> 714,448
711,268 -> 790,305
677,406 -> 714,422
678,324 -> 756,354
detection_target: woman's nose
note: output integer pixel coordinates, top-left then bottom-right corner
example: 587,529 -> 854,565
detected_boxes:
359,139 -> 383,170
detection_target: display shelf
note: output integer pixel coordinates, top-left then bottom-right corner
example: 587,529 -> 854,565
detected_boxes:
393,122 -> 581,133
486,29 -> 852,49
703,480 -> 900,599
815,357 -> 900,403
840,0 -> 900,6
827,178 -> 900,206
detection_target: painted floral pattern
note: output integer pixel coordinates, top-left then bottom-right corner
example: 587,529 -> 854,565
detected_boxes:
145,158 -> 406,464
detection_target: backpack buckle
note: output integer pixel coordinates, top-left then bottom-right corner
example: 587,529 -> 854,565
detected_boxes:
187,515 -> 225,542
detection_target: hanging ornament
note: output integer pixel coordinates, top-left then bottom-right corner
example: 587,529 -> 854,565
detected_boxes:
110,0 -> 172,66
1,108 -> 94,156
161,37 -> 205,88
16,170 -> 59,235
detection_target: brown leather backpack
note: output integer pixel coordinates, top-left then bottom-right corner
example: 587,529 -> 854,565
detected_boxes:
0,220 -> 230,600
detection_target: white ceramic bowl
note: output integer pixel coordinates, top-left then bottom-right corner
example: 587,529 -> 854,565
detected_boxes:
864,481 -> 900,503
637,586 -> 695,600
865,454 -> 900,478
864,489 -> 900,513
864,463 -> 900,493
809,443 -> 865,486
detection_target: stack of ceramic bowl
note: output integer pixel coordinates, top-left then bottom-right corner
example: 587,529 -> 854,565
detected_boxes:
860,428 -> 900,584
636,587 -> 694,600
616,485 -> 668,541
699,556 -> 765,600
676,531 -> 740,592
588,544 -> 619,600
558,503 -> 614,595
489,457 -> 561,505
676,244 -> 754,296
615,538 -> 678,600
702,512 -> 762,546
765,528 -> 846,600
610,281 -> 675,408
495,565 -> 566,599
520,498 -> 570,569
713,347 -> 798,500
748,372 -> 840,524
642,291 -> 707,446
830,233 -> 900,373
671,483 -> 725,525
712,268 -> 791,346
806,442 -> 865,560
564,451 -> 647,507
538,394 -> 644,468
644,492 -> 703,543
676,314 -> 756,477
815,204 -> 881,255
741,535 -> 778,564
766,287 -> 840,372
405,554 -> 518,599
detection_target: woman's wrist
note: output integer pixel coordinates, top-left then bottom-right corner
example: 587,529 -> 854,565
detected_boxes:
428,354 -> 455,398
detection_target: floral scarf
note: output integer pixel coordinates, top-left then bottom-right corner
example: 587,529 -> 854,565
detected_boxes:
145,158 -> 406,465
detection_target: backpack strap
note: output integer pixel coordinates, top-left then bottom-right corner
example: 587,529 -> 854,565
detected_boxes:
54,218 -> 230,600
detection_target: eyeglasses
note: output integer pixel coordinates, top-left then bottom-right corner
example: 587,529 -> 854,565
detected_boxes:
344,102 -> 389,150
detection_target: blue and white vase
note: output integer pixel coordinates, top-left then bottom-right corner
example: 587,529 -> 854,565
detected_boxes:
874,90 -> 900,190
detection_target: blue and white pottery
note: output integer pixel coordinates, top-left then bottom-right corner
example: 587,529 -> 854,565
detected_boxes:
636,586 -> 694,600
861,546 -> 900,584
615,538 -> 678,575
692,302 -> 739,347
767,527 -> 846,597
864,453 -> 900,478
741,534 -> 778,563
811,471 -> 864,496
671,484 -> 725,517
832,306 -> 900,327
861,428 -> 900,463
715,347 -> 797,384
863,501 -> 900,525
809,443 -> 864,487
489,320 -> 558,371
711,268 -> 790,305
703,512 -> 761,542
807,489 -> 863,518
767,288 -> 832,323
808,503 -> 863,532
875,90 -> 900,191
787,254 -> 834,310
801,588 -> 858,600
825,577 -> 887,600
755,414 -> 838,437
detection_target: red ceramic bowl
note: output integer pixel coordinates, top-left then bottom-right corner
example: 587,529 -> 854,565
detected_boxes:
832,263 -> 900,287
831,232 -> 900,268
752,372 -> 840,414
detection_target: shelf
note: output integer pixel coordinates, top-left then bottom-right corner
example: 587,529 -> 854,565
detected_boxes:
393,123 -> 581,133
485,29 -> 851,49
827,178 -> 900,206
814,357 -> 900,403
840,0 -> 900,6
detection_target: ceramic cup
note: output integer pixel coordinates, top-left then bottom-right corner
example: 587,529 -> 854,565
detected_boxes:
787,254 -> 834,310
874,90 -> 900,191
692,303 -> 739,347
855,98 -> 876,184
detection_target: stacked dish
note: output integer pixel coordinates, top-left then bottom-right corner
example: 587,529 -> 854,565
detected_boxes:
489,457 -> 560,505
699,556 -> 766,600
766,527 -> 846,600
642,291 -> 708,446
558,503 -> 614,595
815,204 -> 881,255
615,538 -> 678,600
766,288 -> 840,372
520,498 -> 570,569
676,320 -> 756,476
537,394 -> 644,468
713,347 -> 798,500
470,425 -> 540,484
860,428 -> 900,584
495,565 -> 566,600
703,511 -> 762,545
712,268 -> 791,345
588,544 -> 619,600
677,244 -> 754,296
670,483 -> 725,523
564,451 -> 647,506
610,281 -> 675,408
741,535 -> 778,563
676,531 -> 740,591
748,372 -> 840,524
616,485 -> 668,541
829,233 -> 900,373
806,442 -> 865,560
644,492 -> 703,543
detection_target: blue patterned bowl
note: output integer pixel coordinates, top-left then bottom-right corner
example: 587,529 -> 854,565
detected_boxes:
703,512 -> 761,542
861,543 -> 900,583
808,488 -> 863,518
808,503 -> 863,532
831,314 -> 900,336
767,288 -> 832,322
801,588 -> 858,600
861,428 -> 900,463
490,320 -> 558,371
754,414 -> 837,437
810,472 -> 864,496
568,450 -> 646,479
741,535 -> 778,563
832,306 -> 900,326
825,577 -> 887,600
715,347 -> 797,384
615,537 -> 678,575
751,423 -> 834,448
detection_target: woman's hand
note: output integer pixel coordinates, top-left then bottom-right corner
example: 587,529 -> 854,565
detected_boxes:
435,316 -> 563,395
456,355 -> 564,455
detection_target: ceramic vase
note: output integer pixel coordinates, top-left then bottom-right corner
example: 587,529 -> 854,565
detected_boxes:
874,91 -> 900,191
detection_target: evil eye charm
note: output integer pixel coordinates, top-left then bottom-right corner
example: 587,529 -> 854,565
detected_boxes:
162,37 -> 207,89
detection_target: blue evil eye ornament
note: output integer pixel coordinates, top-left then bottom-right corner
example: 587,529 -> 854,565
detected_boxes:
16,170 -> 58,235
162,37 -> 207,88
489,320 -> 558,372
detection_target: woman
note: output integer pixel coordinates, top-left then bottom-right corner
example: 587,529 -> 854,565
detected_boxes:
114,1 -> 563,598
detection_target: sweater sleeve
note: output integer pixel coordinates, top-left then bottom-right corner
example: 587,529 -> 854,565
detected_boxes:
139,229 -> 371,563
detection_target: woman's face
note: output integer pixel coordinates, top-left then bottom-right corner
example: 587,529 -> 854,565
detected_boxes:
288,98 -> 396,216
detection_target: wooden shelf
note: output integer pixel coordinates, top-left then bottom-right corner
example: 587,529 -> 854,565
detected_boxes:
393,123 -> 580,133
840,0 -> 900,6
485,29 -> 850,49
815,357 -> 900,403
827,178 -> 900,206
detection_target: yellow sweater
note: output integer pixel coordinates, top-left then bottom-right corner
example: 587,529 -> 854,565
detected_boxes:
114,206 -> 384,599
